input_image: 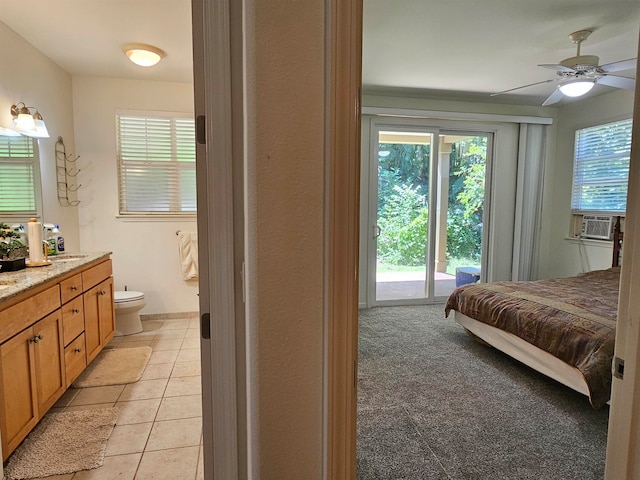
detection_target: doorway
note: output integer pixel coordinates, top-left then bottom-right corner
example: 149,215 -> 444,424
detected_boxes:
368,121 -> 490,306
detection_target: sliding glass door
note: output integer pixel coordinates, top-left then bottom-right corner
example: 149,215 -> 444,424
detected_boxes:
369,122 -> 490,305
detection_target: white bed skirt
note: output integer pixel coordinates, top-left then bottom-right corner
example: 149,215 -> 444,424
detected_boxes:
454,311 -> 591,398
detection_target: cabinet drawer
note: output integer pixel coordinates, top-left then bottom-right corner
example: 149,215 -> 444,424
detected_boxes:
64,333 -> 86,387
60,274 -> 83,304
82,260 -> 112,291
0,285 -> 60,340
62,297 -> 84,346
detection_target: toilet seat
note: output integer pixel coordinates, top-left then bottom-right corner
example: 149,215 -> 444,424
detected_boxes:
114,291 -> 145,303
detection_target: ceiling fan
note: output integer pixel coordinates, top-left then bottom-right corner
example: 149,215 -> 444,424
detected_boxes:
492,29 -> 637,106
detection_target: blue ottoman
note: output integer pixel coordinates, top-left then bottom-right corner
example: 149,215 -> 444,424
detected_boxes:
455,267 -> 480,287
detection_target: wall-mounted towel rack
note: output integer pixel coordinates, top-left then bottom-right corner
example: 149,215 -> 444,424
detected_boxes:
55,136 -> 81,207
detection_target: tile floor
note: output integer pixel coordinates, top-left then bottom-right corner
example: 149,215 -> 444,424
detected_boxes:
30,314 -> 204,480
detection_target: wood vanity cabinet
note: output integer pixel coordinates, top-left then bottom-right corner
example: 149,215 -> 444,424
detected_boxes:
82,261 -> 115,364
0,287 -> 65,460
0,256 -> 114,461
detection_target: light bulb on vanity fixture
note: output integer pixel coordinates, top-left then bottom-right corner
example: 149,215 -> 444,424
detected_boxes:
9,103 -> 50,138
122,43 -> 166,67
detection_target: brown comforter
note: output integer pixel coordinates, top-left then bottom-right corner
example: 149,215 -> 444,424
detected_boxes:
445,268 -> 620,408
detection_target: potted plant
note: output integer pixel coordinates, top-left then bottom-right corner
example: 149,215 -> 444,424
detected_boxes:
0,223 -> 27,271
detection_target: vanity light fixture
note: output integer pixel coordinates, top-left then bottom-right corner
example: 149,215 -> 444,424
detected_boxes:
10,103 -> 50,138
558,80 -> 595,97
122,43 -> 166,67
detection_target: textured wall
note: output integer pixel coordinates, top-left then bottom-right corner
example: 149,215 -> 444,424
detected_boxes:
244,0 -> 325,477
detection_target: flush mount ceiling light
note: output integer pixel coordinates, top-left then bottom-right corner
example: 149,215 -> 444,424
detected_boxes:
558,80 -> 595,97
10,103 -> 50,138
122,43 -> 166,67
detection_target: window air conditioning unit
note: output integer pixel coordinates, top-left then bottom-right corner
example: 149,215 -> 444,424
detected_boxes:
581,215 -> 613,240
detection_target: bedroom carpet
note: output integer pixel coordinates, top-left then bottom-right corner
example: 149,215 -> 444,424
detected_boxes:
357,305 -> 609,480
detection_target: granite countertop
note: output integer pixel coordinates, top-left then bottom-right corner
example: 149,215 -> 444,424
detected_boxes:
0,252 -> 111,303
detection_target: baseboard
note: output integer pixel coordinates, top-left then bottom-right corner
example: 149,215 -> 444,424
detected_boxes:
140,311 -> 199,320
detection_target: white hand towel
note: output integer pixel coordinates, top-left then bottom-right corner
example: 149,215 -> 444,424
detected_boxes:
177,232 -> 199,280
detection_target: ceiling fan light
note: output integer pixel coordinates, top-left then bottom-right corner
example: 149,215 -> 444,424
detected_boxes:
123,43 -> 166,67
559,80 -> 595,97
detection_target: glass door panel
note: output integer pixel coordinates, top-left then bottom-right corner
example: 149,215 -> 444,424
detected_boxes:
435,133 -> 488,298
375,130 -> 432,302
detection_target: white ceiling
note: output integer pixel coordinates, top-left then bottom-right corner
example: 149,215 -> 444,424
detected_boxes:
1,0 -> 639,106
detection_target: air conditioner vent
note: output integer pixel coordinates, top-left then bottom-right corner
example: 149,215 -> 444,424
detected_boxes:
581,215 -> 613,240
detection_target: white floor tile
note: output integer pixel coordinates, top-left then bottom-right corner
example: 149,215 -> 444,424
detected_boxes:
148,349 -> 179,364
156,395 -> 202,421
105,423 -> 153,456
145,417 -> 202,451
164,376 -> 202,397
141,362 -> 174,380
116,398 -> 162,425
119,378 -> 169,401
136,446 -> 199,479
73,453 -> 141,480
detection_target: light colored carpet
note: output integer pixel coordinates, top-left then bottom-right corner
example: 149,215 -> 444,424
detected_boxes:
72,346 -> 152,388
3,408 -> 120,480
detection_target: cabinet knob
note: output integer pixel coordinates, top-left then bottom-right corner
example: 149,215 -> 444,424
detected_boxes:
74,347 -> 82,353
72,308 -> 80,314
71,286 -> 78,291
99,290 -> 106,295
29,334 -> 43,344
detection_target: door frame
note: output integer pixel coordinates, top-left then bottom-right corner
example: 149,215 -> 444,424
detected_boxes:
196,1 -> 640,478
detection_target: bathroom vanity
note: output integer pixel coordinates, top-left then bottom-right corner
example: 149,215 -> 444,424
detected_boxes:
0,253 -> 114,461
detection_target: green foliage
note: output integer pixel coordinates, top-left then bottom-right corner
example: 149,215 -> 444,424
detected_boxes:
0,223 -> 25,260
375,136 -> 486,269
377,184 -> 428,266
446,138 -> 485,264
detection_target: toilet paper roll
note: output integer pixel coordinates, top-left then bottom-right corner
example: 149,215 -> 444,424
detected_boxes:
27,218 -> 44,263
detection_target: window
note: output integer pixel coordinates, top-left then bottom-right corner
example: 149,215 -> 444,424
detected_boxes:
0,135 -> 40,218
116,111 -> 196,215
571,118 -> 632,214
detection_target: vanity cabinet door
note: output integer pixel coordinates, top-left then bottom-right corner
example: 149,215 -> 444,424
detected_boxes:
33,310 -> 66,414
83,277 -> 115,364
0,328 -> 38,460
98,277 -> 116,346
0,309 -> 65,461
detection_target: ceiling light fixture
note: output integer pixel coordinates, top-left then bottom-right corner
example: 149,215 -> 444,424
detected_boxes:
559,80 -> 595,97
10,103 -> 50,138
122,43 -> 166,67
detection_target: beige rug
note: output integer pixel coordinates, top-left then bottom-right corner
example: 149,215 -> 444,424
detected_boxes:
72,346 -> 152,388
3,408 -> 120,480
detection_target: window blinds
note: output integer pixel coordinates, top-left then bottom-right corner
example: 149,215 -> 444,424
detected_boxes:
0,135 -> 37,215
571,118 -> 632,214
116,112 -> 196,214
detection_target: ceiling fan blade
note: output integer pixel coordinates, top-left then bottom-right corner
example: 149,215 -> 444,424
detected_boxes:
491,78 -> 558,96
538,63 -> 576,73
599,58 -> 637,73
597,74 -> 636,90
542,89 -> 564,106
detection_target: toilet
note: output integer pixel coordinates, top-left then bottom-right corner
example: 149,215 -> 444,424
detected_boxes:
114,290 -> 146,336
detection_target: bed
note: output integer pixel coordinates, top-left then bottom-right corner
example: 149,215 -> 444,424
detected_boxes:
444,218 -> 623,408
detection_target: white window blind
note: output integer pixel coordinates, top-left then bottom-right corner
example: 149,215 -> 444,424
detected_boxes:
116,112 -> 196,215
0,135 -> 38,216
571,118 -> 632,214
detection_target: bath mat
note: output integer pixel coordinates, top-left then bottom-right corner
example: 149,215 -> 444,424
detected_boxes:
3,407 -> 120,480
72,346 -> 152,388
